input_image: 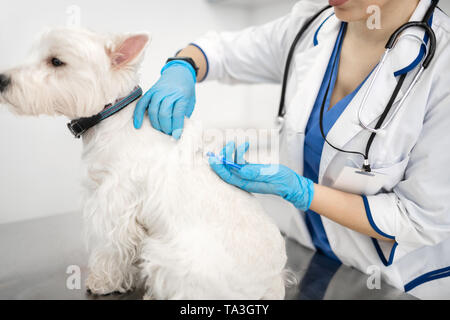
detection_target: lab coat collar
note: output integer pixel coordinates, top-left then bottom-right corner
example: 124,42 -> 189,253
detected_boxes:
318,0 -> 435,182
389,0 -> 434,77
313,12 -> 335,46
286,11 -> 340,133
288,0 -> 432,133
312,0 -> 433,76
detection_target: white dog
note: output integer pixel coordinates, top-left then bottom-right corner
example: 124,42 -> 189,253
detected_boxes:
0,28 -> 289,299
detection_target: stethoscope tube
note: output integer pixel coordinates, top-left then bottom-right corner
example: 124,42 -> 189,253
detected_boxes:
277,5 -> 332,121
386,22 -> 437,68
277,0 -> 439,172
360,1 -> 438,169
318,24 -> 370,169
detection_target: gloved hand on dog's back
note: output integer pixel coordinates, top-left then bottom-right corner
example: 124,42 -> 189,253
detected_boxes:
208,141 -> 315,212
133,60 -> 196,140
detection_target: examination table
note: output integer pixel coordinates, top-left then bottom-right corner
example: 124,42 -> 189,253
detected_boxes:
0,212 -> 415,300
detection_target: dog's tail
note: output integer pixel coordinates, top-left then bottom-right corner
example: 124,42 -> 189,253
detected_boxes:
282,268 -> 299,288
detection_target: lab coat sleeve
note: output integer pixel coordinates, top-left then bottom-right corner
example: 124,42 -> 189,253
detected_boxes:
365,89 -> 450,247
191,0 -> 329,83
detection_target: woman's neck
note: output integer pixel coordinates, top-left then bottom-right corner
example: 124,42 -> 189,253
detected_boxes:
346,0 -> 420,45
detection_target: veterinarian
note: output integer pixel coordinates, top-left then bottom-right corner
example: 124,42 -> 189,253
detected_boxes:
133,0 -> 450,299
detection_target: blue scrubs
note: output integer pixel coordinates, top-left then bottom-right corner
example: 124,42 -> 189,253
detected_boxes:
303,22 -> 370,261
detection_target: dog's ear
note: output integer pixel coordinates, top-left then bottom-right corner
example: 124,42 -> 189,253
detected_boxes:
107,33 -> 151,69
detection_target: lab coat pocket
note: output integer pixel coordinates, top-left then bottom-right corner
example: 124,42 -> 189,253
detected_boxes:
370,155 -> 410,192
331,155 -> 410,196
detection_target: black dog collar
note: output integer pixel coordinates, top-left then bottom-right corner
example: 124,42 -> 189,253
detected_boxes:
67,86 -> 143,138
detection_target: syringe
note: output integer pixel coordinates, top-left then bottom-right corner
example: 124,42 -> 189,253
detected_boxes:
206,152 -> 244,170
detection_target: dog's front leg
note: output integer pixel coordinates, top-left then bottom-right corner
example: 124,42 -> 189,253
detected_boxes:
85,241 -> 140,295
83,169 -> 149,295
85,212 -> 147,295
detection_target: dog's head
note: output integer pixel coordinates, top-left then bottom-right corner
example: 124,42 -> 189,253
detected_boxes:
0,28 -> 150,119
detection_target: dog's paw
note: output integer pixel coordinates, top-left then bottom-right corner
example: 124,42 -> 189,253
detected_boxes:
142,293 -> 153,300
85,272 -> 133,296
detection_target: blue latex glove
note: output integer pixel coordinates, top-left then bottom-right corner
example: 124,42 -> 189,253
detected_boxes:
208,141 -> 315,212
134,60 -> 196,140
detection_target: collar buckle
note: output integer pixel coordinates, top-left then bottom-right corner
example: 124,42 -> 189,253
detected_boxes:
67,120 -> 85,138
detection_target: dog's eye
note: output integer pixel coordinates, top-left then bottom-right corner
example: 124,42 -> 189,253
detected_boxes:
50,57 -> 65,67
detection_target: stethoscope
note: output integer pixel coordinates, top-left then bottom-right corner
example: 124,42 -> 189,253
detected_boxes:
277,0 -> 439,172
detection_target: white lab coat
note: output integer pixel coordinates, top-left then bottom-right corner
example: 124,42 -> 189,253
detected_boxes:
193,0 -> 450,299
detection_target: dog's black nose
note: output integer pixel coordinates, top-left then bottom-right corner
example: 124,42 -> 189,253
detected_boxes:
0,74 -> 11,92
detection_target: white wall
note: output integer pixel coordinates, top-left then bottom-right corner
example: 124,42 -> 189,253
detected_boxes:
0,0 -> 295,224
245,0 -> 298,129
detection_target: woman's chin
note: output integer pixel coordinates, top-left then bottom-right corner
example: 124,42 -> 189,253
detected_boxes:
333,6 -> 368,23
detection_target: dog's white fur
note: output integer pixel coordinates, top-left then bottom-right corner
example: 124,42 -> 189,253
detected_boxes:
0,28 -> 288,299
